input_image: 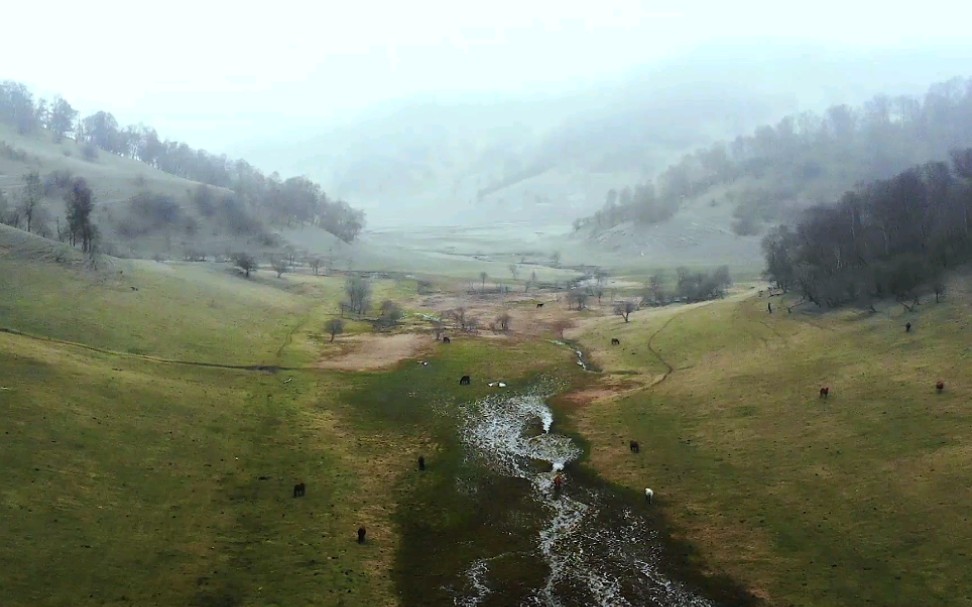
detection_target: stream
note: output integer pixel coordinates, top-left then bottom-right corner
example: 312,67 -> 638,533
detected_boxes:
450,391 -> 717,607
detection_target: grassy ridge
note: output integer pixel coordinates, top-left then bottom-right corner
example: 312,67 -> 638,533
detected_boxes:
573,285 -> 972,606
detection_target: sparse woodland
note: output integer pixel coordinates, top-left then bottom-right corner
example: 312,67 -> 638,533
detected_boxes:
0,80 -> 365,251
580,77 -> 972,236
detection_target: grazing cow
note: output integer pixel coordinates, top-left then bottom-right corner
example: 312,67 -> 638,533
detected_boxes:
418,456 -> 426,471
936,380 -> 945,393
906,322 -> 912,333
819,386 -> 830,399
536,303 -> 544,308
645,488 -> 654,504
357,527 -> 366,544
293,482 -> 306,498
130,286 -> 138,291
629,440 -> 640,453
442,336 -> 451,344
611,338 -> 621,345
459,375 -> 471,385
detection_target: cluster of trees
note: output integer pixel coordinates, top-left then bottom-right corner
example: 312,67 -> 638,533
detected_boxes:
579,77 -> 972,235
762,150 -> 972,309
641,266 -> 732,306
1,173 -> 99,254
574,180 -> 682,232
0,171 -> 48,235
0,80 -> 365,243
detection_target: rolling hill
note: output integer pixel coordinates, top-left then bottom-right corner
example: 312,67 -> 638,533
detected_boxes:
235,42 -> 972,229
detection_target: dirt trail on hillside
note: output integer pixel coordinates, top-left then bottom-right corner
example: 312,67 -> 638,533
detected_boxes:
562,288 -> 760,406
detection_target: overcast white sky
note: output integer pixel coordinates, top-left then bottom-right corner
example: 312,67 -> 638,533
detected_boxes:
3,0 -> 971,150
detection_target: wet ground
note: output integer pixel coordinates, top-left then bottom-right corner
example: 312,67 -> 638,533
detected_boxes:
396,389 -> 747,607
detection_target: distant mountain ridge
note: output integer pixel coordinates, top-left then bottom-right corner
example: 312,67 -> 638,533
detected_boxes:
235,41 -> 972,228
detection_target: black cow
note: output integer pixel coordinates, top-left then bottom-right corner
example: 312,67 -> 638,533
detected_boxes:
906,322 -> 912,333
629,440 -> 640,453
459,375 -> 471,385
611,338 -> 621,346
418,456 -> 426,471
536,303 -> 544,308
767,302 -> 773,314
293,482 -> 306,498
357,527 -> 367,544
442,336 -> 451,344
819,386 -> 830,399
936,380 -> 945,393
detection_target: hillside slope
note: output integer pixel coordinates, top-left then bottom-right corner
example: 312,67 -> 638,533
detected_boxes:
571,280 -> 972,606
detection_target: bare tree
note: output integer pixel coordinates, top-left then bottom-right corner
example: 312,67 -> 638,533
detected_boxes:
271,257 -> 289,278
496,312 -> 512,332
64,178 -> 96,252
567,289 -> 589,310
376,300 -> 403,329
431,317 -> 445,340
479,271 -> 488,293
933,276 -> 947,303
49,96 -> 78,142
614,300 -> 637,322
308,256 -> 323,275
646,272 -> 666,305
344,274 -> 372,316
551,251 -> 561,267
526,269 -> 538,292
508,263 -> 519,281
449,307 -> 468,331
325,318 -> 344,342
233,253 -> 257,278
19,171 -> 43,233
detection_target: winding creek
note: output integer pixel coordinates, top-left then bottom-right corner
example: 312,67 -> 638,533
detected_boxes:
448,391 -> 717,607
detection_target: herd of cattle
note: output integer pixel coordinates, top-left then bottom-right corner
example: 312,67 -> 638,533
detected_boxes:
297,298 -> 949,544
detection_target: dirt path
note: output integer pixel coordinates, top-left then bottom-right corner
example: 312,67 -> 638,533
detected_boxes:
564,289 -> 759,403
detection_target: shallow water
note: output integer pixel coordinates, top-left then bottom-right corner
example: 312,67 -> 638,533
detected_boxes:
455,393 -> 715,607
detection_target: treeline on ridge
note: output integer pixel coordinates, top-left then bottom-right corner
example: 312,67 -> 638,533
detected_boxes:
579,77 -> 972,235
762,149 -> 972,309
0,80 -> 364,243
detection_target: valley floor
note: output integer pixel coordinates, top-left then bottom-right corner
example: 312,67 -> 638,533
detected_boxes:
3,233 -> 972,606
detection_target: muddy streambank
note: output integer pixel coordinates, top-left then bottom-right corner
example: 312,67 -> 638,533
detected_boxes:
394,388 -> 757,607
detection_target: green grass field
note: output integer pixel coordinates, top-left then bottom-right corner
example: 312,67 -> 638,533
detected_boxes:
0,230 -> 582,606
6,211 -> 972,606
570,284 -> 972,606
